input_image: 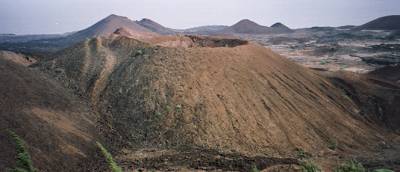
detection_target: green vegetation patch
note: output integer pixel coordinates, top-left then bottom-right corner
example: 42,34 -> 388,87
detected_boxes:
8,131 -> 37,172
328,139 -> 338,150
301,161 -> 321,172
96,142 -> 122,172
295,148 -> 312,159
334,160 -> 365,172
250,164 -> 260,172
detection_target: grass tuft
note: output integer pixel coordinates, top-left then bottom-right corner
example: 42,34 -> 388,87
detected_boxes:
96,142 -> 123,172
8,131 -> 36,172
301,161 -> 321,172
250,164 -> 260,172
328,139 -> 338,150
334,160 -> 365,172
295,148 -> 311,159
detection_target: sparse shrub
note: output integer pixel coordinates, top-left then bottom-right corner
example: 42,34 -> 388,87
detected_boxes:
96,142 -> 122,172
301,161 -> 321,172
334,160 -> 365,172
340,64 -> 348,70
8,131 -> 36,172
165,105 -> 172,113
295,148 -> 311,159
131,49 -> 144,57
175,104 -> 182,113
320,60 -> 329,65
250,164 -> 260,172
154,111 -> 162,119
328,139 -> 338,150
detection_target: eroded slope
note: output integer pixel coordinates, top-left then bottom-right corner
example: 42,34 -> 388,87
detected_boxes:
38,36 -> 387,160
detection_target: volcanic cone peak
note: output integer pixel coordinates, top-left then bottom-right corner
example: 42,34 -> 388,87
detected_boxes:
37,36 -> 383,156
271,22 -> 287,28
66,14 -> 156,42
270,22 -> 293,32
225,19 -> 273,34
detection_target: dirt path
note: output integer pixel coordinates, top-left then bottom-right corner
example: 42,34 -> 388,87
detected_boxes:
118,148 -> 299,171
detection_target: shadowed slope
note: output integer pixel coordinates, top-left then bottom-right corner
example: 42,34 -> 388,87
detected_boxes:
0,57 -> 99,171
356,15 -> 400,30
369,65 -> 400,84
326,70 -> 400,130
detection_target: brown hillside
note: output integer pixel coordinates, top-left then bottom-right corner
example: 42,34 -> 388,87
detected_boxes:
0,50 -> 36,66
0,57 -> 100,171
38,35 -> 387,162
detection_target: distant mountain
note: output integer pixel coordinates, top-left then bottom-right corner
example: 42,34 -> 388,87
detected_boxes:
356,15 -> 400,30
68,14 -> 157,42
136,18 -> 175,35
0,15 -> 162,53
224,19 -> 272,34
0,34 -> 64,44
222,19 -> 292,34
270,22 -> 293,33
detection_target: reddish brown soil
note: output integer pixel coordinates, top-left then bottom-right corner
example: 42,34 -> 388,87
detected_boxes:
35,36 -> 397,171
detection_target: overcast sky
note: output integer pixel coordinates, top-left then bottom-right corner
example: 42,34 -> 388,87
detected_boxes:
1,0 -> 399,34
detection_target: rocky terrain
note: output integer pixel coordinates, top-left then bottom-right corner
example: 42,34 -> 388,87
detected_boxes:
0,14 -> 400,172
241,27 -> 400,73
